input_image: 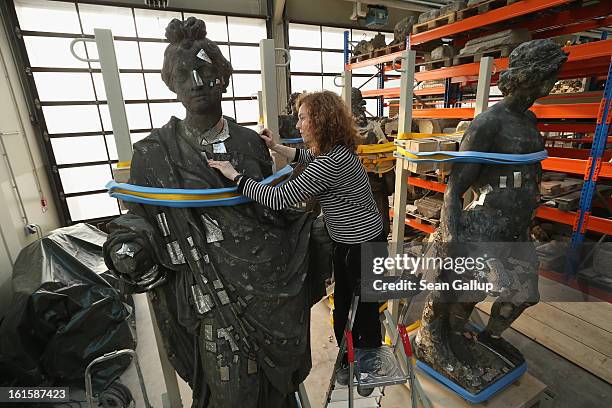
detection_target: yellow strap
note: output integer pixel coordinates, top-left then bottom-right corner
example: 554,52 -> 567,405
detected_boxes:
356,142 -> 396,154
116,161 -> 131,168
397,132 -> 464,140
395,146 -> 454,161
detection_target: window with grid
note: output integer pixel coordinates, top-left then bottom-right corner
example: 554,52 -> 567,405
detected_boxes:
14,0 -> 267,223
287,23 -> 392,116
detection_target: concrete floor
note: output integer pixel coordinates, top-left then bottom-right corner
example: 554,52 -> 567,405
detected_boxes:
117,293 -> 610,408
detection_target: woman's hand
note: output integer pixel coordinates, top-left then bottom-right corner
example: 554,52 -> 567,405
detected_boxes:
208,160 -> 240,181
259,128 -> 277,149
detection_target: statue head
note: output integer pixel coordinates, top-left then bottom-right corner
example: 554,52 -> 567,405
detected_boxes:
498,39 -> 568,100
351,87 -> 367,126
161,17 -> 233,115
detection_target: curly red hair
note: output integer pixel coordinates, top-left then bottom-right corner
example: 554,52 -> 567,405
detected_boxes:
296,91 -> 360,155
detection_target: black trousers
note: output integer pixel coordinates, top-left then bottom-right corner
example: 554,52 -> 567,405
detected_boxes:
332,232 -> 384,350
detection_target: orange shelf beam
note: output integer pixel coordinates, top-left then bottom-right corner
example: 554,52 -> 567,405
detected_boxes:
389,208 -> 437,234
363,86 -> 446,98
535,206 -> 612,235
537,123 -> 596,133
410,0 -> 573,46
455,2 -> 612,48
542,157 -> 612,179
404,40 -> 612,82
408,176 -> 447,193
408,104 -> 600,119
345,50 -> 404,71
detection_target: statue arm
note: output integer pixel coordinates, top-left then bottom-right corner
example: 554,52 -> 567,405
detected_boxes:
440,117 -> 493,242
103,144 -> 172,291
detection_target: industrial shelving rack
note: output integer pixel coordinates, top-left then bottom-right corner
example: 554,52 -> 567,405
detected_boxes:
342,0 -> 612,276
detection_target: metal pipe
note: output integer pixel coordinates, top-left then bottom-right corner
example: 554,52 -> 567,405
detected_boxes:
0,132 -> 29,225
343,0 -> 442,12
0,32 -> 46,210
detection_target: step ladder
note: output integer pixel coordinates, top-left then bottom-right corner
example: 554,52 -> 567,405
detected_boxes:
323,295 -> 433,408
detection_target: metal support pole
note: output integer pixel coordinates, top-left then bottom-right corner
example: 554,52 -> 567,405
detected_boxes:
568,58 -> 612,275
389,50 -> 416,321
259,39 -> 285,170
474,56 -> 494,116
71,30 -> 182,407
377,63 -> 385,117
342,31 -> 352,115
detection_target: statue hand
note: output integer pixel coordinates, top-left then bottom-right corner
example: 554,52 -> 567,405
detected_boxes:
108,241 -> 155,277
259,128 -> 277,149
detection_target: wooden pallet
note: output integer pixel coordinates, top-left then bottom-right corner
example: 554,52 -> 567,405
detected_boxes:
413,12 -> 457,35
453,45 -> 513,65
349,42 -> 405,64
476,275 -> 612,385
418,56 -> 454,70
456,0 -> 519,20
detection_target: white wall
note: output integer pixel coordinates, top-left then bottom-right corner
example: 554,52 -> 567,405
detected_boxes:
0,17 -> 61,313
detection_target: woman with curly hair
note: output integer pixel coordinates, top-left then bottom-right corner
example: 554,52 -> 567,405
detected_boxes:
210,91 -> 384,386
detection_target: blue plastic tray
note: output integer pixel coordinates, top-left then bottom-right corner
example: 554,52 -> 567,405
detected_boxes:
412,322 -> 527,404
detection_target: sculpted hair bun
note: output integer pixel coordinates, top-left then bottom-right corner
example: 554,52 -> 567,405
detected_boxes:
165,17 -> 207,44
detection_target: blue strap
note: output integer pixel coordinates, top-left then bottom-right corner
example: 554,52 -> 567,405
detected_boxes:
279,137 -> 304,144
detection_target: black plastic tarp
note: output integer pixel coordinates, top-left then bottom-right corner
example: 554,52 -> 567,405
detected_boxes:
0,223 -> 136,393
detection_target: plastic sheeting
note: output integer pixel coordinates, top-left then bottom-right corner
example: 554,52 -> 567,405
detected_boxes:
0,223 -> 136,393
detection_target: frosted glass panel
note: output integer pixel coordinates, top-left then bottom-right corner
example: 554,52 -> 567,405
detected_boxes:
126,104 -> 152,129
131,132 -> 150,144
232,74 -> 261,97
322,27 -> 346,50
365,99 -> 377,116
322,76 -> 342,95
144,73 -> 176,99
43,105 -> 102,134
288,24 -> 320,48
139,41 -> 168,70
227,17 -> 266,43
234,100 -> 259,123
15,0 -> 80,34
79,4 -> 136,37
353,76 -> 378,91
134,9 -> 181,38
291,76 -> 322,93
222,101 -> 235,120
183,13 -> 228,42
51,136 -> 108,164
67,193 -> 119,221
149,102 -> 185,128
84,40 -> 141,70
322,52 -> 344,74
219,45 -> 231,63
34,72 -> 95,102
24,36 -> 89,68
59,164 -> 113,194
290,50 -> 321,73
229,46 -> 261,71
93,73 -> 147,100
105,135 -> 118,161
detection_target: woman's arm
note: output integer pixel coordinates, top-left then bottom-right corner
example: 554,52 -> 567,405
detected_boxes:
209,157 -> 334,210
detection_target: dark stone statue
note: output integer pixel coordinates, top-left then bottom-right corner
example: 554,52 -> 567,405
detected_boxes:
278,92 -> 301,140
103,17 -> 329,407
414,40 -> 568,393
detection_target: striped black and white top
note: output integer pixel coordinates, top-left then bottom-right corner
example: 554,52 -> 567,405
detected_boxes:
238,145 -> 383,244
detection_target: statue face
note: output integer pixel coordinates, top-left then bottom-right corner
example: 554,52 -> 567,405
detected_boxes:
173,48 -> 224,115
